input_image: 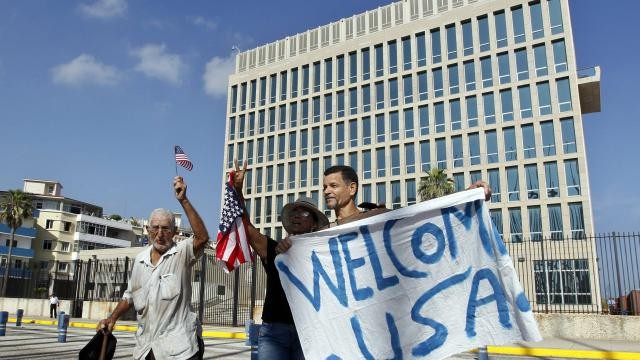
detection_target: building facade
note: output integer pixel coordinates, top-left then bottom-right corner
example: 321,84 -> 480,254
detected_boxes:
223,0 -> 601,310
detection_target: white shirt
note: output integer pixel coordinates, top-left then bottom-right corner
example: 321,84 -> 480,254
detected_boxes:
123,237 -> 202,360
49,296 -> 59,305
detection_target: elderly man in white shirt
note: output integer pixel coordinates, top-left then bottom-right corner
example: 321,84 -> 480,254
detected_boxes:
97,176 -> 210,360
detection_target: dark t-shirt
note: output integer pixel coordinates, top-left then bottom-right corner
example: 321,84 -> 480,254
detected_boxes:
261,237 -> 294,324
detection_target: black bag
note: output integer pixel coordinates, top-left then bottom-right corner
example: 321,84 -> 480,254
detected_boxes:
79,331 -> 117,360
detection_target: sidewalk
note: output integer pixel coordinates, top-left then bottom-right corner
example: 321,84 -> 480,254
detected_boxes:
7,314 -> 640,359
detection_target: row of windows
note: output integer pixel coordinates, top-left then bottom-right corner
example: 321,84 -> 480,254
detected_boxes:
229,75 -> 573,140
238,157 -> 582,215
227,117 -> 578,170
231,0 -> 566,112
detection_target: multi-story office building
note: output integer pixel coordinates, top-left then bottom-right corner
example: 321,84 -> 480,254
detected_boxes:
223,0 -> 601,310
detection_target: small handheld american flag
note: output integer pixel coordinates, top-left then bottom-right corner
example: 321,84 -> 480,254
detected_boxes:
174,145 -> 193,171
215,171 -> 254,272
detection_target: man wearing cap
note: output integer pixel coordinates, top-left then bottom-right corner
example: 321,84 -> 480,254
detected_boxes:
231,161 -> 328,359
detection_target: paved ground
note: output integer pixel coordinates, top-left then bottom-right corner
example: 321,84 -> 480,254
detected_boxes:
0,324 -> 252,359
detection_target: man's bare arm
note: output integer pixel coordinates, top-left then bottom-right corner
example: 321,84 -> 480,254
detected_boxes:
174,176 -> 210,254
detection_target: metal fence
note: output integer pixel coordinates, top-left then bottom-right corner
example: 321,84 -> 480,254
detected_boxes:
2,232 -> 639,325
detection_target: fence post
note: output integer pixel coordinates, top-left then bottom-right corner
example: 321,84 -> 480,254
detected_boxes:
540,236 -> 549,314
198,252 -> 206,325
612,232 -> 624,302
250,260 -> 257,321
232,268 -> 240,327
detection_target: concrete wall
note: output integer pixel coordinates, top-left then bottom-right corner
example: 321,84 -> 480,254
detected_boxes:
0,298 -> 71,317
535,313 -> 640,342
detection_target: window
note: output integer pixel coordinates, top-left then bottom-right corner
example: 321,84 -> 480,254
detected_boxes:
515,48 -> 529,81
469,133 -> 480,165
433,68 -> 443,97
434,102 -> 445,133
362,47 -> 371,80
375,44 -> 384,77
391,181 -> 401,209
289,103 -> 298,128
376,114 -> 386,142
436,138 -> 446,169
61,241 -> 70,252
549,0 -> 564,35
5,239 -> 17,248
548,204 -> 563,239
509,207 -> 522,243
302,65 -> 310,95
534,44 -> 548,76
565,159 -> 581,196
507,166 -> 520,201
390,111 -> 400,140
362,117 -> 371,145
256,167 -> 264,192
503,127 -> 517,161
289,132 -> 297,157
388,40 -> 398,74
404,108 -> 414,138
462,20 -> 473,56
530,1 -> 544,39
488,168 -> 501,202
490,209 -> 503,236
269,74 -> 277,103
485,130 -> 498,163
362,84 -> 371,112
269,107 -> 276,131
405,143 -> 415,174
376,147 -> 386,177
453,173 -> 465,192
325,58 -> 333,89
545,161 -> 560,198
348,120 -> 358,147
569,203 -> 585,239
518,85 -> 533,118
389,78 -> 399,107
349,87 -> 358,115
407,179 -> 417,205
466,96 -> 478,128
403,75 -> 413,104
528,206 -> 542,241
494,11 -> 507,48
420,140 -> 431,171
417,71 -> 428,100
450,99 -> 461,130
541,121 -> 556,156
402,37 -> 412,70
497,52 -> 510,84
448,65 -> 459,95
279,106 -> 286,130
525,164 -> 540,200
349,152 -> 358,173
534,259 -> 591,305
325,93 -> 333,120
478,15 -> 490,52
43,239 -> 53,250
512,6 -> 525,43
312,61 -> 321,92
376,182 -> 386,205
230,85 -> 238,113
483,92 -> 495,124
361,184 -> 372,204
277,164 -> 285,191
336,55 -> 345,87
500,89 -> 514,121
337,122 -> 345,150
481,56 -> 493,88
249,113 -> 256,136
240,82 -> 247,111
537,81 -> 552,115
337,91 -> 345,117
391,145 -> 400,176
239,115 -> 246,138
278,134 -> 285,160
324,124 -> 332,151
375,81 -> 385,109
419,105 -> 429,135
452,136 -> 463,168
228,117 -> 236,141
46,219 -> 54,229
312,158 -> 320,186
280,71 -> 288,101
431,28 -> 441,63
464,60 -> 476,91
363,150 -> 372,179
416,33 -> 426,67
446,24 -> 457,60
57,262 -> 69,272
556,78 -> 572,112
522,124 -> 536,159
291,68 -> 299,98
553,40 -> 568,72
288,162 -> 296,189
245,170 -> 253,195
561,118 -> 577,153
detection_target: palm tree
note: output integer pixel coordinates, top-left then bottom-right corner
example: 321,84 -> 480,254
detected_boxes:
418,168 -> 455,201
0,190 -> 33,297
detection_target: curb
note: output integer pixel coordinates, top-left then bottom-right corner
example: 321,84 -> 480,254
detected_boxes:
8,317 -> 247,339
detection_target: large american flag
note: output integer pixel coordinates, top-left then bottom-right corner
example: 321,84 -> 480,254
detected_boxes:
174,145 -> 193,171
216,171 -> 253,272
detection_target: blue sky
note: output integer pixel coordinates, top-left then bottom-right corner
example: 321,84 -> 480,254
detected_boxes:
0,0 -> 638,233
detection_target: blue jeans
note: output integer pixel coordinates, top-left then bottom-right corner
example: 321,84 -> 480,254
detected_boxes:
258,322 -> 304,360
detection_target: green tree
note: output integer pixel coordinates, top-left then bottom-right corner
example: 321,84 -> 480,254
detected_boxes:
418,168 -> 455,201
108,214 -> 122,221
0,190 -> 33,296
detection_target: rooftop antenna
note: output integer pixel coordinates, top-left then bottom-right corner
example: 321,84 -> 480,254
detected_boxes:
231,45 -> 241,54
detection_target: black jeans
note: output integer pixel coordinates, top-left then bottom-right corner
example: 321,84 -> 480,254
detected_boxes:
50,304 -> 57,318
145,337 -> 205,360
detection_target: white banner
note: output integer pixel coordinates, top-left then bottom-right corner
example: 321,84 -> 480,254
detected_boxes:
276,189 -> 541,360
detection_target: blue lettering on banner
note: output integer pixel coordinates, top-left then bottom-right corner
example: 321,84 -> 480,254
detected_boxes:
360,225 -> 399,290
474,200 -> 507,257
411,267 -> 472,357
383,219 -> 428,278
516,292 -> 532,312
276,237 -> 348,311
440,201 -> 474,259
465,268 -> 512,337
339,231 -> 374,301
411,222 -> 447,265
350,313 -> 403,360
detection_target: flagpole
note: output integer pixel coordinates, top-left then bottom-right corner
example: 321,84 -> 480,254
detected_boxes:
174,145 -> 178,176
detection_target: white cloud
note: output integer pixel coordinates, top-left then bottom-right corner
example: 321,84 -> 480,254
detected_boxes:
203,55 -> 235,98
191,16 -> 217,31
51,54 -> 121,86
79,0 -> 127,19
131,44 -> 185,85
